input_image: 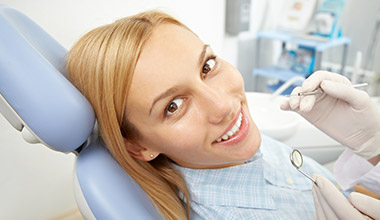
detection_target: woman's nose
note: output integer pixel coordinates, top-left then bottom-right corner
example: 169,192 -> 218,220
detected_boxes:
199,87 -> 233,124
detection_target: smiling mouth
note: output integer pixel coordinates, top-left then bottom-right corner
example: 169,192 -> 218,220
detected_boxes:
214,112 -> 243,143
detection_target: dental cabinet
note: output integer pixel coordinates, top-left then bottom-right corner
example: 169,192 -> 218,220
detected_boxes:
253,30 -> 351,94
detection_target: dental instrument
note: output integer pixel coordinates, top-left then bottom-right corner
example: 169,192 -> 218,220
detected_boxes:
290,149 -> 317,185
286,83 -> 368,97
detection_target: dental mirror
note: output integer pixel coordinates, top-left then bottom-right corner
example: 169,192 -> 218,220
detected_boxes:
290,149 -> 317,185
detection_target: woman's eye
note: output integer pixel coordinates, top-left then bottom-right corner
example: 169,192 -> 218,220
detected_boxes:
202,57 -> 216,78
166,98 -> 183,115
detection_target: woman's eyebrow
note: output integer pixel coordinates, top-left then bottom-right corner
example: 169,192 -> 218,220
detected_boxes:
149,45 -> 210,116
149,86 -> 180,116
198,44 -> 210,66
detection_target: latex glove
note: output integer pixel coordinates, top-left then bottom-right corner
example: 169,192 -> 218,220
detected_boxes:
281,71 -> 380,160
350,191 -> 380,219
312,174 -> 380,220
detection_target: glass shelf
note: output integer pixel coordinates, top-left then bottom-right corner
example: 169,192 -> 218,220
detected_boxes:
257,30 -> 351,51
253,30 -> 351,94
253,66 -> 305,86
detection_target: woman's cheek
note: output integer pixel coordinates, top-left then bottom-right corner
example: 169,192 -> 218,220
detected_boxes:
161,119 -> 205,150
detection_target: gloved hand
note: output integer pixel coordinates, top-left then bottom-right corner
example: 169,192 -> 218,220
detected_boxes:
312,174 -> 380,220
281,71 -> 380,160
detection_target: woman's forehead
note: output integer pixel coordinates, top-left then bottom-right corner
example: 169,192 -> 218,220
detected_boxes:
135,23 -> 203,83
139,23 -> 202,64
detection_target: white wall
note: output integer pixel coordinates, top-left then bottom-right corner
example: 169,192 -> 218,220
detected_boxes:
0,115 -> 77,220
0,1 -> 226,219
0,0 -> 226,53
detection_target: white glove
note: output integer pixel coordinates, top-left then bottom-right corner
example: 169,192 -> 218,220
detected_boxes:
281,71 -> 380,160
312,174 -> 380,220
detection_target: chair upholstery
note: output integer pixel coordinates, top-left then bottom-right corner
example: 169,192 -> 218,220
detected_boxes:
0,4 -> 161,219
0,4 -> 94,152
75,130 -> 161,219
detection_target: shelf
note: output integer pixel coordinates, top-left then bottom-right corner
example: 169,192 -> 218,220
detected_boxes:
253,66 -> 305,86
267,83 -> 296,95
257,30 -> 351,51
253,31 -> 350,94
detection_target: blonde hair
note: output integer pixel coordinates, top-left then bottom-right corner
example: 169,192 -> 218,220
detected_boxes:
67,11 -> 190,219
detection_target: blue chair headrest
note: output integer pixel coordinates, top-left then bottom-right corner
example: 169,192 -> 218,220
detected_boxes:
0,4 -> 95,152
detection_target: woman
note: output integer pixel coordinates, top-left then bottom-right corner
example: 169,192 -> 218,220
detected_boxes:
67,11 -> 333,219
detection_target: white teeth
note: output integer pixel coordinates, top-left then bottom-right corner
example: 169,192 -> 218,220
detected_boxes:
231,125 -> 238,134
215,112 -> 243,142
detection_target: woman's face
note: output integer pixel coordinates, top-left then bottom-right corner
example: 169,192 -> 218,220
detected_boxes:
126,23 -> 261,169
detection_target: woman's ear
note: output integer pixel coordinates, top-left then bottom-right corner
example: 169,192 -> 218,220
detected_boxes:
124,139 -> 159,161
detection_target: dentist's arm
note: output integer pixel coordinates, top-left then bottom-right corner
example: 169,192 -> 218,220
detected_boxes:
312,174 -> 380,220
281,71 -> 380,163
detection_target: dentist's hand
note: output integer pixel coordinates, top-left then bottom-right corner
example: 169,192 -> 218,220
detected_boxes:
312,174 -> 380,220
281,71 -> 380,160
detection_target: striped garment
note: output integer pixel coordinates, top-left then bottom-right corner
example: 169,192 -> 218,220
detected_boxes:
175,135 -> 336,220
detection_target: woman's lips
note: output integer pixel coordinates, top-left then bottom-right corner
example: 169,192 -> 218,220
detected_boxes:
213,108 -> 250,146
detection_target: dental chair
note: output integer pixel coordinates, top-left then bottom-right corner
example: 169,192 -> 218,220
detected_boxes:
0,5 -> 161,219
